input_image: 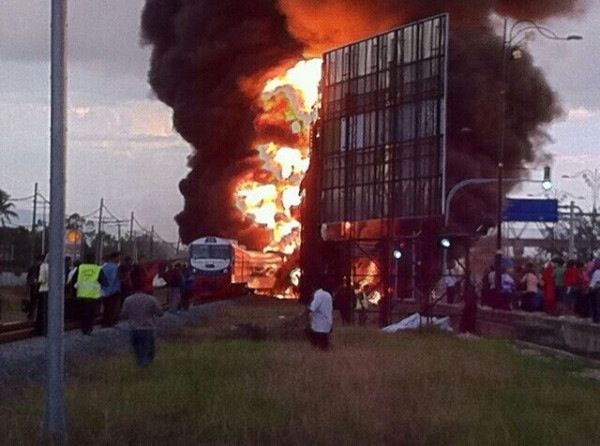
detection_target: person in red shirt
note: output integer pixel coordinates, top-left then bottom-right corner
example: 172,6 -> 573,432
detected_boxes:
135,256 -> 156,295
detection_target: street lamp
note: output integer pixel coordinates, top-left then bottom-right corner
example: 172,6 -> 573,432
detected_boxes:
562,169 -> 600,256
495,19 -> 581,292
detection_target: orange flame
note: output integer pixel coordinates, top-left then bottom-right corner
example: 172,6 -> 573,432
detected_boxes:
235,58 -> 322,255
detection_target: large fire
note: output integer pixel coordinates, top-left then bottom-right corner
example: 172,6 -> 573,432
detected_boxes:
235,58 -> 322,255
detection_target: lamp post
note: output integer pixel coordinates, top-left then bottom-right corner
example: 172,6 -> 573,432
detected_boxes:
562,169 -> 600,257
495,19 -> 582,292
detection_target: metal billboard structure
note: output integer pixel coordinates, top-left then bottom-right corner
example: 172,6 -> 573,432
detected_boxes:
301,14 -> 449,315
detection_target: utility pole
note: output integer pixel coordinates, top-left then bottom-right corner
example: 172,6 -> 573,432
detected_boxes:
150,225 -> 155,258
129,211 -> 135,260
117,222 -> 122,252
31,182 -> 38,263
569,201 -> 576,259
42,0 -> 67,442
97,198 -> 104,263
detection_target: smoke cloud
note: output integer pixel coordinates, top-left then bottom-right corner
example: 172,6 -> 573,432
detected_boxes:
141,0 -> 587,244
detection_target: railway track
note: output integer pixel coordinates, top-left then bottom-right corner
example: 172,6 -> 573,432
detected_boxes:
0,320 -> 36,343
0,294 -> 234,345
0,318 -> 108,344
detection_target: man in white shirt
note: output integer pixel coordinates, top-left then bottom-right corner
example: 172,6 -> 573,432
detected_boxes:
305,284 -> 333,350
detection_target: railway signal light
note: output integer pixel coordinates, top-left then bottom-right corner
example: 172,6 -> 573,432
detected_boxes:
438,236 -> 452,249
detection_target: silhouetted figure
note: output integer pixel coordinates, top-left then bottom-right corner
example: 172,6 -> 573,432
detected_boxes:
334,277 -> 354,325
121,266 -> 164,367
26,254 -> 44,322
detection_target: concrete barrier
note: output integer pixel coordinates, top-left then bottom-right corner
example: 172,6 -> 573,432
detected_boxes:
392,300 -> 600,359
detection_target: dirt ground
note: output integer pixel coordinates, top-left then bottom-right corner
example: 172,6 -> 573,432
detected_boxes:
0,286 -> 27,323
169,295 -> 307,343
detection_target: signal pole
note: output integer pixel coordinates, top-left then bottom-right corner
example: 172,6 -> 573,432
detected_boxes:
31,182 -> 38,263
97,197 -> 104,263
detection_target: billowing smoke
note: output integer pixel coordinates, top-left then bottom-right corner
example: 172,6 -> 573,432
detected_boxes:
141,0 -> 586,244
140,0 -> 305,248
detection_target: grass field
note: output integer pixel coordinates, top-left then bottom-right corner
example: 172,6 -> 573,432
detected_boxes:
3,296 -> 600,445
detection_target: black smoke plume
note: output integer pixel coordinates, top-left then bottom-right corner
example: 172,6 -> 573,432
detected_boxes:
142,0 -> 587,244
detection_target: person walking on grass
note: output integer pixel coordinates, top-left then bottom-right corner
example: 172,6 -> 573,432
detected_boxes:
121,265 -> 164,367
305,279 -> 333,350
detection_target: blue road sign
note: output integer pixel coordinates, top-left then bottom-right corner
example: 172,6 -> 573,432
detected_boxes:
503,198 -> 558,222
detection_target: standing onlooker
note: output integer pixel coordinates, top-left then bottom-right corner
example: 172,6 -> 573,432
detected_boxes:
553,258 -> 566,313
35,254 -> 49,336
576,260 -> 591,318
101,251 -> 122,327
443,261 -> 458,304
498,267 -> 515,310
305,280 -> 333,350
542,261 -> 556,315
164,263 -> 184,313
481,265 -> 495,307
64,256 -> 73,282
588,258 -> 600,323
26,254 -> 44,321
121,266 -> 164,367
65,259 -> 82,322
564,259 -> 581,315
334,277 -> 354,325
118,256 -> 134,302
355,284 -> 370,326
74,254 -> 106,335
180,264 -> 194,311
520,262 -> 540,312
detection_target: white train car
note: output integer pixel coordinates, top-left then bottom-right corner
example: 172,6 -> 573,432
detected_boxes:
188,236 -> 283,299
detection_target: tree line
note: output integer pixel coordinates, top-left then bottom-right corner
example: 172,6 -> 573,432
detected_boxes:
0,188 -> 179,272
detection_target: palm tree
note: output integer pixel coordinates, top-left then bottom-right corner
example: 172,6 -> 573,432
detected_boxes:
0,189 -> 18,227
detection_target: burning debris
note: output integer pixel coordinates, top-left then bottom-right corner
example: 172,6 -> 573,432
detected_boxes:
141,0 -> 586,251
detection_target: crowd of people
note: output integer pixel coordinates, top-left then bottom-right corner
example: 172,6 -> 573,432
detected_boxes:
474,256 -> 600,322
24,252 -> 195,367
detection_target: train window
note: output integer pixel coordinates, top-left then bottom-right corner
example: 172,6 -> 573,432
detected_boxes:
190,244 -> 231,259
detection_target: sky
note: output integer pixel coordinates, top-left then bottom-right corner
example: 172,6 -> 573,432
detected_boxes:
0,0 -> 599,243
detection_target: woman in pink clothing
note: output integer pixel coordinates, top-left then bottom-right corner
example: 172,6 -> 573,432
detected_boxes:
520,262 -> 540,312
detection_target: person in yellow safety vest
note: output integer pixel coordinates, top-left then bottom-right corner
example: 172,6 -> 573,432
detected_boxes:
355,284 -> 370,326
73,254 -> 107,335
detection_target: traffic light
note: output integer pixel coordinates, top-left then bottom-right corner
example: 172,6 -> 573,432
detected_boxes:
392,248 -> 403,259
542,166 -> 552,191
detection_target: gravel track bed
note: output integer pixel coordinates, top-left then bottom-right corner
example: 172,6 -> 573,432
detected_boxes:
0,300 -> 229,382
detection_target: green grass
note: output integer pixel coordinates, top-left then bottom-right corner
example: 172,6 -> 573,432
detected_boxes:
3,302 -> 600,445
